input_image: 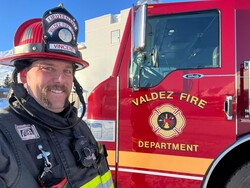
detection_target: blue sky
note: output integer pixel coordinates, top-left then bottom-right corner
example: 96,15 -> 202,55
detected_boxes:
0,0 -> 190,51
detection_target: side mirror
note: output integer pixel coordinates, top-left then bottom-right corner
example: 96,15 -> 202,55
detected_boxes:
134,4 -> 147,51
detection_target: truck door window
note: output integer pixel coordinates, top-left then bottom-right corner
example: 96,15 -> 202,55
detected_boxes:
130,10 -> 220,88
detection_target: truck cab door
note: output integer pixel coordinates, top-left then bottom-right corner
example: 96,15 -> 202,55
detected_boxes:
116,5 -> 235,187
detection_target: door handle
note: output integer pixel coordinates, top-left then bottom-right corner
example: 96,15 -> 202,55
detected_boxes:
224,96 -> 233,120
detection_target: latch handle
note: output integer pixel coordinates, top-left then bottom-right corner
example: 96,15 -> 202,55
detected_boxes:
224,96 -> 233,120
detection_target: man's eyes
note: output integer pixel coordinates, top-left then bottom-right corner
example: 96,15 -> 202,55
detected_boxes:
41,66 -> 54,72
40,66 -> 72,75
64,69 -> 72,75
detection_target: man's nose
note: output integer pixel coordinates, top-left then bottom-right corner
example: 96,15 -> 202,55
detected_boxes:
53,71 -> 66,82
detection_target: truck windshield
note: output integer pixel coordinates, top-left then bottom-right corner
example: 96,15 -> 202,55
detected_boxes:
130,10 -> 220,88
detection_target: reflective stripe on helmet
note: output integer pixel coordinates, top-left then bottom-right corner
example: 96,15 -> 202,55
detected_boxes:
80,170 -> 114,188
13,43 -> 44,54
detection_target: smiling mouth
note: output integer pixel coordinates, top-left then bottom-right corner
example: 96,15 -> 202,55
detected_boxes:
51,89 -> 64,94
47,85 -> 69,95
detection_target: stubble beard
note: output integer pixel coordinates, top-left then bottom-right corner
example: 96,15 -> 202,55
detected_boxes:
42,84 -> 70,110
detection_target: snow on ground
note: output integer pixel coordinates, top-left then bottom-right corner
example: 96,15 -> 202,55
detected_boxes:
0,50 -> 14,85
0,50 -> 13,109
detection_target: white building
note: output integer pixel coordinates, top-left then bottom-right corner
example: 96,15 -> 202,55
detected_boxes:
76,8 -> 130,98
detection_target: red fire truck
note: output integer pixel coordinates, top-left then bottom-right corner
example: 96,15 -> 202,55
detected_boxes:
87,0 -> 250,187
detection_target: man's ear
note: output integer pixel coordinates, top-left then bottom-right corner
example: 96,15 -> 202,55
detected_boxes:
19,69 -> 27,83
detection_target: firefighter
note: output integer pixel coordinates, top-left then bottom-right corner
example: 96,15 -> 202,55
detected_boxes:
0,4 -> 113,188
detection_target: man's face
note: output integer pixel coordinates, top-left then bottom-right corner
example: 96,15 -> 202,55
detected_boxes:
23,59 -> 74,113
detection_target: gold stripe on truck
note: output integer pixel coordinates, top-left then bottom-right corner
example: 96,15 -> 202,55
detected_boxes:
107,150 -> 213,175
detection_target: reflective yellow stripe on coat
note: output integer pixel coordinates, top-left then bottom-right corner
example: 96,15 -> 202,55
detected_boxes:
80,170 -> 114,188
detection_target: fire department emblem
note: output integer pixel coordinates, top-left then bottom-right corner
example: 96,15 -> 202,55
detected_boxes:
149,104 -> 186,139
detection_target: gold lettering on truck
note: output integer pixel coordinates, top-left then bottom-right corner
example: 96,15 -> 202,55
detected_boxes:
131,91 -> 174,106
138,140 -> 199,152
131,91 -> 207,109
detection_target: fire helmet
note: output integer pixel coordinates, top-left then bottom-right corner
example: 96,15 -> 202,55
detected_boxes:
0,4 -> 89,71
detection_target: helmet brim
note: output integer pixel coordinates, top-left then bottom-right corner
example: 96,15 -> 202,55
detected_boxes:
0,52 -> 89,70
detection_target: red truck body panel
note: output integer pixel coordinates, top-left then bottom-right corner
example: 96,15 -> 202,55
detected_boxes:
88,0 -> 250,187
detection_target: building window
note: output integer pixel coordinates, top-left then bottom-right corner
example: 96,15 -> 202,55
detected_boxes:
111,30 -> 120,44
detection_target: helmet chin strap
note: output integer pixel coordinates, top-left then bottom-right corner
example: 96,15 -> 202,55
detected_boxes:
73,76 -> 86,119
11,68 -> 18,84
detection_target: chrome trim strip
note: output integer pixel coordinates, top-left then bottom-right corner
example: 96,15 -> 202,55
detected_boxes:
115,76 -> 120,163
118,167 -> 203,181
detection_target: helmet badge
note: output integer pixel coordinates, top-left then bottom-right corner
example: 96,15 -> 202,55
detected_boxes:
42,4 -> 79,57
